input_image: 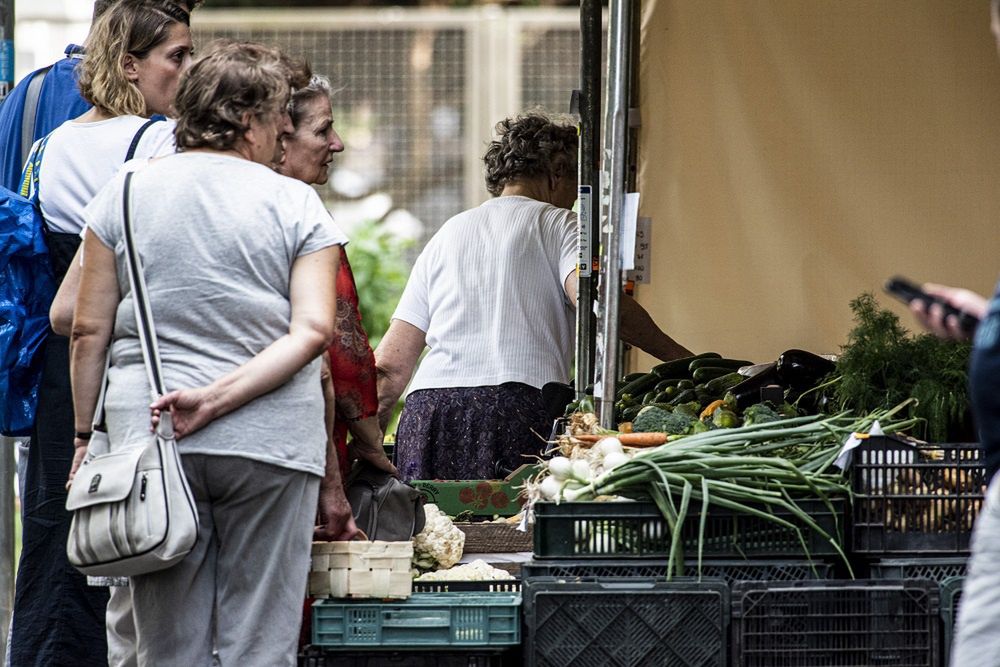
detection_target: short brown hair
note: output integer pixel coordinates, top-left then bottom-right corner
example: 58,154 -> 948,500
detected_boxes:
79,0 -> 190,116
483,112 -> 577,197
174,41 -> 297,151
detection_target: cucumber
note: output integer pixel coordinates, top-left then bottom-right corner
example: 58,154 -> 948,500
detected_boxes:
703,372 -> 744,395
652,352 -> 722,379
689,357 -> 754,373
641,391 -> 658,405
654,378 -> 684,393
677,379 -> 695,390
616,372 -> 659,400
692,366 -> 734,383
653,386 -> 678,403
667,388 -> 698,406
620,405 -> 643,423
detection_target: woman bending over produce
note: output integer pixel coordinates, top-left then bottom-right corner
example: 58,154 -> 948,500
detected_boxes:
375,111 -> 691,481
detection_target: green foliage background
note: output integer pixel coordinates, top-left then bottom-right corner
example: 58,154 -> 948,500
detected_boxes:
346,221 -> 412,350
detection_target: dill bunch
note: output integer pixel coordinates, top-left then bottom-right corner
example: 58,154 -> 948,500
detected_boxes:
830,293 -> 972,441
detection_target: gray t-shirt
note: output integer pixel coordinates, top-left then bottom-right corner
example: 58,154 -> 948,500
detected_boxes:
83,152 -> 348,476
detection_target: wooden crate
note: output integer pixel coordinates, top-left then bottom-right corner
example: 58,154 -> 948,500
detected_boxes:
310,541 -> 413,599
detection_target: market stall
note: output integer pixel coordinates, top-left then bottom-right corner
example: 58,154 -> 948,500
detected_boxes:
299,2 -> 999,666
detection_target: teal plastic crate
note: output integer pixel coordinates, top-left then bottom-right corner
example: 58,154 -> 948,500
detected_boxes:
311,593 -> 521,649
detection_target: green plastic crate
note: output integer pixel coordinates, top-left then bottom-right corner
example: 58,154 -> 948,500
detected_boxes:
311,593 -> 521,649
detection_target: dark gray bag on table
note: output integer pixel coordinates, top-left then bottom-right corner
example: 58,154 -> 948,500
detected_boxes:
346,461 -> 426,541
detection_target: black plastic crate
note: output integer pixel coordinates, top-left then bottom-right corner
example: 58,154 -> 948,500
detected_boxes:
522,558 -> 833,583
412,580 -> 522,593
869,557 -> 968,581
533,499 -> 845,560
732,580 -> 940,666
524,578 -> 729,667
941,575 -> 964,664
851,436 -> 984,555
299,647 -> 504,667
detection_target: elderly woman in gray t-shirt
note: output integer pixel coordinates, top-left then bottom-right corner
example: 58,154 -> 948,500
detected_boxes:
68,42 -> 352,666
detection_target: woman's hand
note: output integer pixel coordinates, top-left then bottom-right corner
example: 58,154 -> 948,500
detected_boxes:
347,416 -> 397,476
150,386 -> 219,439
315,483 -> 360,541
65,438 -> 90,490
910,283 -> 988,341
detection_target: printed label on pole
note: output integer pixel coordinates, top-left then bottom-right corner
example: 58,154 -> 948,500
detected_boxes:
577,185 -> 593,277
627,217 -> 652,284
619,193 -> 640,271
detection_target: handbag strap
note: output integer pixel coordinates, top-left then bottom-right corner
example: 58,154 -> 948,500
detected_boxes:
91,170 -> 166,431
120,170 -> 168,400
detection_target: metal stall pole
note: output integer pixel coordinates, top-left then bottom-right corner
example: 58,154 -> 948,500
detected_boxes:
573,0 -> 602,401
0,2 -> 16,654
595,0 -> 631,428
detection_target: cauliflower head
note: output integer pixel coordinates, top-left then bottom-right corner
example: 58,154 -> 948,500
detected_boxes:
412,503 -> 465,570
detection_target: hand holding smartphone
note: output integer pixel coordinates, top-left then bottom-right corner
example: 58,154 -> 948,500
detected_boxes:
884,276 -> 980,336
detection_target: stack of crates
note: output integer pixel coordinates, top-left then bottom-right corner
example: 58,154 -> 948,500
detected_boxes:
523,496 -> 848,666
846,435 -> 984,665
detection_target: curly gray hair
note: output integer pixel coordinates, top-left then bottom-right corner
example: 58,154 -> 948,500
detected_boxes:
174,41 -> 299,152
483,112 -> 577,197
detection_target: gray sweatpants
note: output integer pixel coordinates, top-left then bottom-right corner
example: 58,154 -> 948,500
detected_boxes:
130,454 -> 319,667
950,476 -> 1000,667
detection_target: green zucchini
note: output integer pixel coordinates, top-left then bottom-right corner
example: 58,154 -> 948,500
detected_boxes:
689,357 -> 754,373
654,378 -> 684,393
620,404 -> 643,423
667,388 -> 698,406
703,372 -> 745,395
616,372 -> 660,399
652,352 -> 721,379
691,366 -> 734,383
623,372 -> 647,382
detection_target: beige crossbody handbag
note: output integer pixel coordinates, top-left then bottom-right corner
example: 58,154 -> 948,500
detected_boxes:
65,170 -> 199,577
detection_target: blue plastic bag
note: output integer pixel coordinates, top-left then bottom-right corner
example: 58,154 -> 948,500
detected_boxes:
0,186 -> 54,436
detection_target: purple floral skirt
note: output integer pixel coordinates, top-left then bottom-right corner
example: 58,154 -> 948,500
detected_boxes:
395,383 -> 551,481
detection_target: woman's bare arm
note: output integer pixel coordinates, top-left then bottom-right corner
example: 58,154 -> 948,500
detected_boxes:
373,319 -> 426,432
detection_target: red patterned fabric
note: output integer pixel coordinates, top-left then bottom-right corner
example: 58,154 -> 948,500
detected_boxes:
327,247 -> 379,477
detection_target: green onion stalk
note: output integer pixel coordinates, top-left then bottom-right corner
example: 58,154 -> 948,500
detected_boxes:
553,407 -> 920,579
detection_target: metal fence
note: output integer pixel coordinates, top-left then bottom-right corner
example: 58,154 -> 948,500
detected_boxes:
193,7 -> 593,244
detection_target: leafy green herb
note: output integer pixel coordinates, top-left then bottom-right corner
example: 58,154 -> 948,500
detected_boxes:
830,293 -> 971,441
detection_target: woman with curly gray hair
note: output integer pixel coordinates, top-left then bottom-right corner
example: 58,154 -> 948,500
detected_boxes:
68,41 -> 350,665
375,112 -> 690,480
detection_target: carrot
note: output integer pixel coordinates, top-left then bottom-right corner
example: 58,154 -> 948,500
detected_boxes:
572,432 -> 668,447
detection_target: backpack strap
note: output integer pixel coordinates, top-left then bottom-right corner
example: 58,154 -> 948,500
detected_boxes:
125,116 -> 166,162
20,66 -> 52,168
19,133 -> 52,201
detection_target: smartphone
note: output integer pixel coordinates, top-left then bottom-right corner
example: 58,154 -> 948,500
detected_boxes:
884,275 -> 980,335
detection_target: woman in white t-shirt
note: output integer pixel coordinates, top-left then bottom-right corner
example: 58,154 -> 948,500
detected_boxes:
375,113 -> 692,481
16,1 -> 193,665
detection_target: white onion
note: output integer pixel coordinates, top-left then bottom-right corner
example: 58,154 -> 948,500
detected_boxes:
547,456 -> 573,481
602,451 -> 629,470
539,475 -> 563,500
571,459 -> 593,482
596,437 -> 624,456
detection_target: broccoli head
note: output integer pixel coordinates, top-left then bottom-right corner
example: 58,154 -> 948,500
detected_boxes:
742,402 -> 783,426
633,406 -> 695,435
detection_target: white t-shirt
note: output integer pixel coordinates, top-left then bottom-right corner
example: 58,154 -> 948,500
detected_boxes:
35,115 -> 176,234
393,195 -> 578,394
83,152 -> 348,476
